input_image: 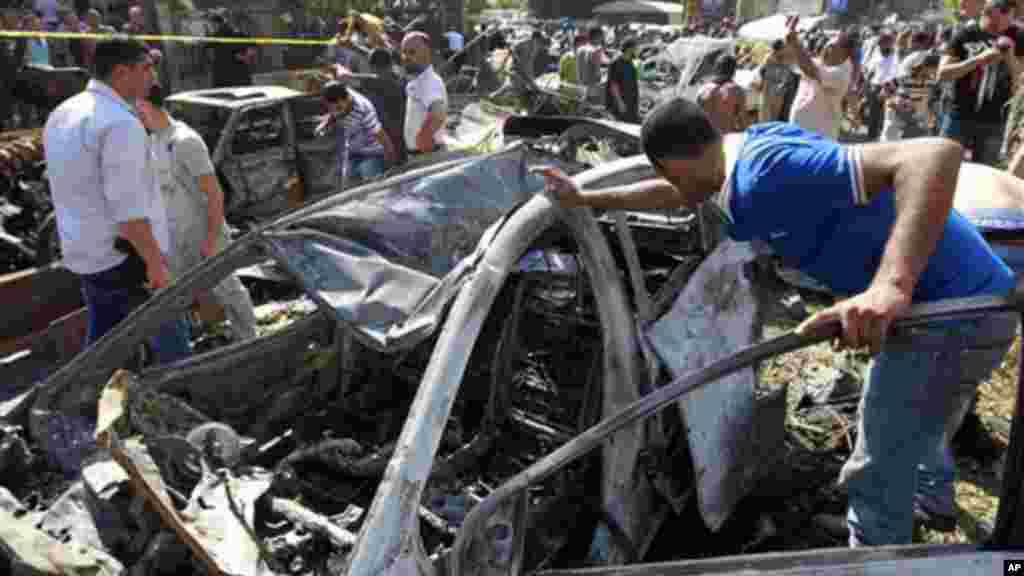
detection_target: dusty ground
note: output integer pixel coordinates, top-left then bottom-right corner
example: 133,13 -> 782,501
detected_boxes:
754,276 -> 1017,550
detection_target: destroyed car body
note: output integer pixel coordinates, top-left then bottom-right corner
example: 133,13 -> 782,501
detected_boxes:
15,123 -> 751,574
0,130 -> 51,272
164,85 -> 363,225
8,118 -> 1024,576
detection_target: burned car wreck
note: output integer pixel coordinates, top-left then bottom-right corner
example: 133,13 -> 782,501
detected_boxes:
5,119 -> 1024,576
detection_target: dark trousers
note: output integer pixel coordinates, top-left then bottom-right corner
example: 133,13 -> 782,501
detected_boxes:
79,257 -> 192,365
939,112 -> 1004,166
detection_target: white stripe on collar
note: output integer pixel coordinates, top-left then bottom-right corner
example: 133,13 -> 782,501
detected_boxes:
709,132 -> 746,225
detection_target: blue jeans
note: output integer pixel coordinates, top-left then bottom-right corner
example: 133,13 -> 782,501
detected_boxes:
940,112 -> 1004,166
840,314 -> 1016,546
80,257 -> 192,366
349,154 -> 388,181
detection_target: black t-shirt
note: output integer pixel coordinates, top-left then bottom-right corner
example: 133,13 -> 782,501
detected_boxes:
948,25 -> 1024,122
212,23 -> 253,87
606,55 -> 638,118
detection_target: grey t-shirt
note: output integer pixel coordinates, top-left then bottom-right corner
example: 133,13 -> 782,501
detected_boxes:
150,119 -> 226,267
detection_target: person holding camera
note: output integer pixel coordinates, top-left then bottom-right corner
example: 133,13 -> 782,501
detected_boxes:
937,0 -> 1024,166
751,39 -> 796,123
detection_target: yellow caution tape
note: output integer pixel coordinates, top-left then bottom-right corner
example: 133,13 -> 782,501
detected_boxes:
0,29 -> 335,46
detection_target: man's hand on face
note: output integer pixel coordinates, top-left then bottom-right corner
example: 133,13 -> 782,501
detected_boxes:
795,281 -> 912,355
530,166 -> 586,208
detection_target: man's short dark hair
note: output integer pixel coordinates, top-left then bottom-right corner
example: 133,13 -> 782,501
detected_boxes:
621,37 -> 638,52
771,39 -> 784,51
641,98 -> 720,164
589,26 -> 603,40
321,80 -> 349,102
93,36 -> 149,79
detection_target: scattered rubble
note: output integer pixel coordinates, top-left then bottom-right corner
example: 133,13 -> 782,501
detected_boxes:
0,255 -> 1015,574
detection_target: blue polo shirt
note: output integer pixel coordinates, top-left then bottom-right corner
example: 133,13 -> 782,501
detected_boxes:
716,123 -> 1014,302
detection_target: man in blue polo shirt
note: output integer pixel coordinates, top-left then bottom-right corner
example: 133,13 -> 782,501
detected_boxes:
533,97 -> 1018,547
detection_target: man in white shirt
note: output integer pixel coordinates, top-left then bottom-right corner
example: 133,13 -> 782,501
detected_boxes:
44,38 -> 188,362
787,18 -> 854,140
400,32 -> 448,154
862,30 -> 899,140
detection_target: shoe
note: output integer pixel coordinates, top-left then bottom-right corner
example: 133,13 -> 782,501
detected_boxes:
812,513 -> 850,542
913,502 -> 958,533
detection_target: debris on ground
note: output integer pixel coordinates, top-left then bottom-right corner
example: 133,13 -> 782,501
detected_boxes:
2,264 -> 1018,572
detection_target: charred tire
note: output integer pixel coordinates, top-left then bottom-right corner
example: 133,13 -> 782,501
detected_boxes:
35,211 -> 61,267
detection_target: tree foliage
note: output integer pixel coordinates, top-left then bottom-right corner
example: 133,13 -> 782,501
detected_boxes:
303,0 -> 386,19
465,0 -> 489,15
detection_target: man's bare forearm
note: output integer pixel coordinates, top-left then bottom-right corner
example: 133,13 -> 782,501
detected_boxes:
377,129 -> 397,162
937,56 -> 982,81
198,174 -> 225,246
1009,142 -> 1024,179
1008,55 -> 1022,89
791,42 -> 819,82
118,219 -> 163,272
576,179 -> 682,211
872,139 -> 963,295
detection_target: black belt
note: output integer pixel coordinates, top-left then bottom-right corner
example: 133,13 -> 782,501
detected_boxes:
407,145 -> 445,156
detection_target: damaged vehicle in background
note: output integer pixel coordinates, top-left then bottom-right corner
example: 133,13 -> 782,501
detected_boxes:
5,118 -> 1024,576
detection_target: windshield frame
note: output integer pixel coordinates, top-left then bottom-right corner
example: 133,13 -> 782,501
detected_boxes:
165,100 -> 233,159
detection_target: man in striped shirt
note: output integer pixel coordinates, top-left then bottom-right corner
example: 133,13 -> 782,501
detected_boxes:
317,81 -> 397,185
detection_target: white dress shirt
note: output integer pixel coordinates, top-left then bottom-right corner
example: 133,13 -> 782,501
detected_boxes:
404,65 -> 448,151
789,59 -> 852,140
44,80 -> 169,275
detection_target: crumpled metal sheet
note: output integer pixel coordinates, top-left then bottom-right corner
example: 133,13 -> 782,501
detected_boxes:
645,240 -> 762,532
268,146 -> 543,351
0,488 -> 124,576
